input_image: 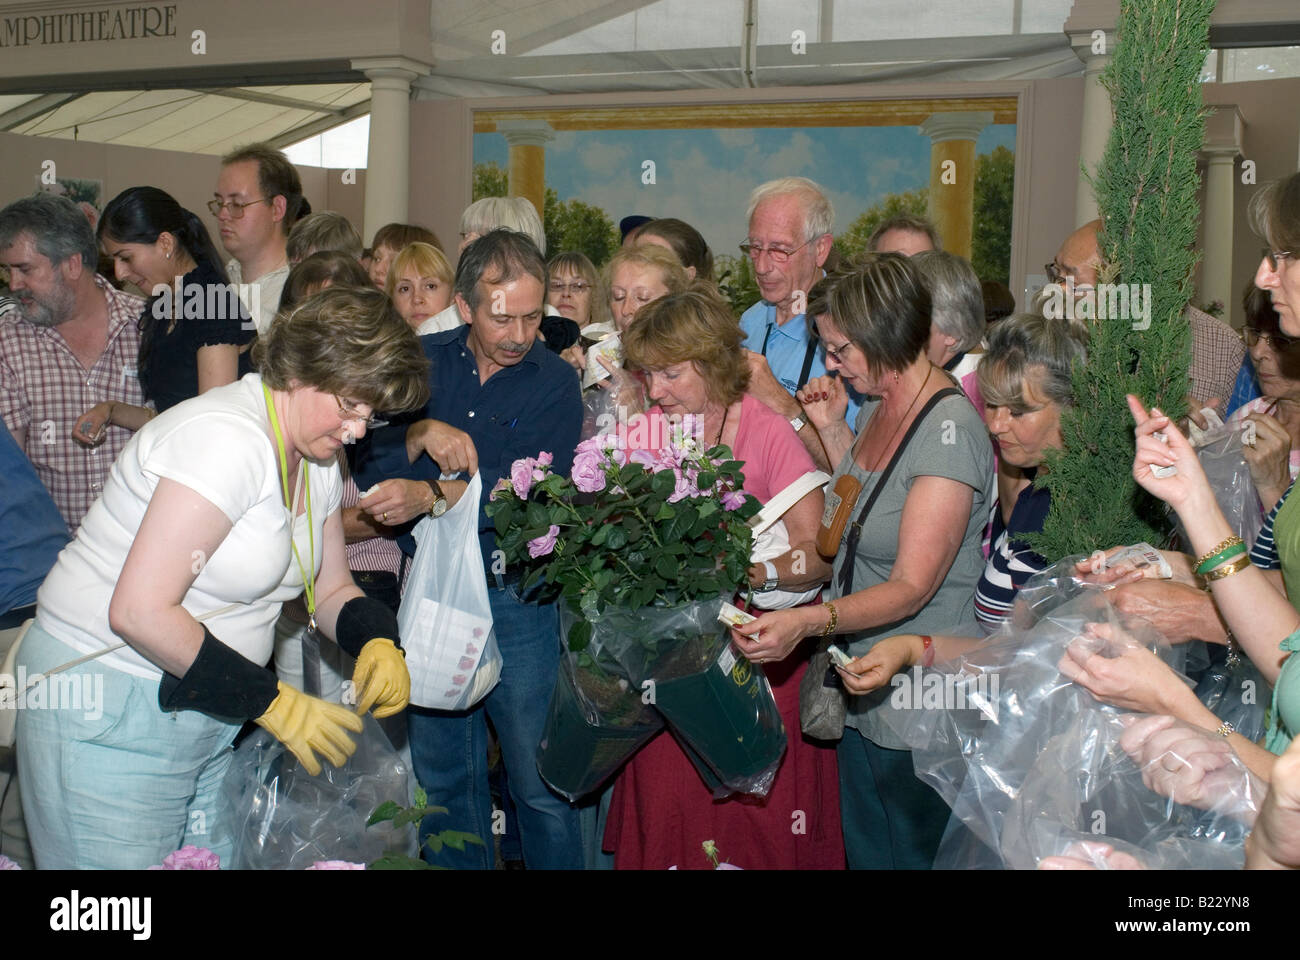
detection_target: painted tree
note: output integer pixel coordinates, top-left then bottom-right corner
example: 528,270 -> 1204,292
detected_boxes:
1029,0 -> 1214,558
543,188 -> 620,267
971,145 -> 1014,287
836,188 -> 928,261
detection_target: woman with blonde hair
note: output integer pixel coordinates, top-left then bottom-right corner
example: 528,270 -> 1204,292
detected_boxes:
385,242 -> 455,334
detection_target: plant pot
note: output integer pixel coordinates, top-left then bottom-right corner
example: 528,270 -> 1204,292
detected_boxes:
536,654 -> 663,802
651,631 -> 787,797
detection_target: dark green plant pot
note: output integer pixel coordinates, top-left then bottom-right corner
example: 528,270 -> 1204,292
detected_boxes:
536,658 -> 663,802
652,633 -> 786,794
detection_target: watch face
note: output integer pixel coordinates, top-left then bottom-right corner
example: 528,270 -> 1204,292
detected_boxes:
430,497 -> 448,518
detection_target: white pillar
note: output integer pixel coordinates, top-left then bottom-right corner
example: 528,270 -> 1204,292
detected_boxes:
1071,32 -> 1113,227
1200,148 -> 1237,314
352,57 -> 432,243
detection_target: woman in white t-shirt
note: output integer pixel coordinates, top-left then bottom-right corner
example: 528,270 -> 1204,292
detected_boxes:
16,286 -> 430,869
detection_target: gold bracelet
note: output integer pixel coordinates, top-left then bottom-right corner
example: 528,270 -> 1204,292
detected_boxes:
1195,536 -> 1243,571
1215,721 -> 1235,739
1202,554 -> 1252,582
820,601 -> 838,637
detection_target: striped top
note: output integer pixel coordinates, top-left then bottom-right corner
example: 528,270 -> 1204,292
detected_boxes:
974,470 -> 1052,632
1251,480 -> 1293,570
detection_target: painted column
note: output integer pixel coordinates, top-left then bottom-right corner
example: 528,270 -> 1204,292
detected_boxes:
1199,106 -> 1245,318
918,111 -> 992,260
498,119 -> 555,218
352,57 -> 432,243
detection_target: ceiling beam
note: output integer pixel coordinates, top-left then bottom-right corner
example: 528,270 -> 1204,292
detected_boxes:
0,92 -> 83,131
265,98 -> 372,149
202,87 -> 350,114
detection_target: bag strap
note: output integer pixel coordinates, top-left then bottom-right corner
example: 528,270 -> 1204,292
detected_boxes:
796,335 -> 819,390
838,388 -> 962,596
20,602 -> 242,687
749,470 -> 832,536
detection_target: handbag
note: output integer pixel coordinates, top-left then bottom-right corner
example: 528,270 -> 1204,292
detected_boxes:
799,387 -> 962,740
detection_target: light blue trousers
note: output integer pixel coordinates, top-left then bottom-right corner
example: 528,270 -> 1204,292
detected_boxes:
16,620 -> 242,870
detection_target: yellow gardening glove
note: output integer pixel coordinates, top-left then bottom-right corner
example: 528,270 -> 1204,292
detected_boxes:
352,638 -> 410,718
254,682 -> 363,776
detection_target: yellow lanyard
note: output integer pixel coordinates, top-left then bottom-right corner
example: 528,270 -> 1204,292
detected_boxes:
263,382 -> 316,621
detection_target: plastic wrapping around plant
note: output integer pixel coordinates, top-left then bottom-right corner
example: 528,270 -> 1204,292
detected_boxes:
221,715 -> 417,870
556,599 -> 787,798
580,384 -> 621,441
1188,641 -> 1271,745
880,557 -> 1260,870
536,646 -> 664,802
1177,417 -> 1264,550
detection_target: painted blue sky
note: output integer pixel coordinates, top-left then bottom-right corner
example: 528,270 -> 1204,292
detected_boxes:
474,123 -> 1015,255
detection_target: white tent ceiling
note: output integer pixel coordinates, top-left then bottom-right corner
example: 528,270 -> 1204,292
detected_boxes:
3,0 -> 1087,157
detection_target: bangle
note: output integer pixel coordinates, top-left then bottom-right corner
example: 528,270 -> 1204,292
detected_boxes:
1215,720 -> 1235,739
1202,554 -> 1251,582
920,635 -> 935,668
820,602 -> 838,637
1195,536 -> 1245,575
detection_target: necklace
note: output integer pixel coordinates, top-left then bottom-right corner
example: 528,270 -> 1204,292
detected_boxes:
858,364 -> 934,473
714,404 -> 730,449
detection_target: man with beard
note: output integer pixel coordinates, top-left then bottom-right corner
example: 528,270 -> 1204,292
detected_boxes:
352,229 -> 584,869
0,194 -> 145,533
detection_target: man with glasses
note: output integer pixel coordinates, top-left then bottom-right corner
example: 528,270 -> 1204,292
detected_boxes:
211,143 -> 305,334
1047,219 -> 1243,417
352,230 -> 584,869
738,178 -> 855,471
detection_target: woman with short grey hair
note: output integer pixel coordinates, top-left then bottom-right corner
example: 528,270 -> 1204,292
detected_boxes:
912,250 -> 986,375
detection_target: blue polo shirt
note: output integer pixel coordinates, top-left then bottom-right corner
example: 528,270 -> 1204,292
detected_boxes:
0,420 -> 69,614
739,300 -> 862,427
352,326 -> 583,560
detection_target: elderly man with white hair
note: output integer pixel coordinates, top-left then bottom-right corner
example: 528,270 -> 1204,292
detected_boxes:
739,177 -> 855,471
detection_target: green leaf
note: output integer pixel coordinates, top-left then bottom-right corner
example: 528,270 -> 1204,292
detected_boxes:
655,503 -> 676,521
526,500 -> 548,528
367,801 -> 400,826
368,855 -> 433,870
606,525 -> 628,550
425,834 -> 443,854
568,619 -> 592,652
696,471 -> 716,490
698,500 -> 718,519
651,470 -> 676,498
655,554 -> 679,579
414,786 -> 428,810
592,524 -> 610,546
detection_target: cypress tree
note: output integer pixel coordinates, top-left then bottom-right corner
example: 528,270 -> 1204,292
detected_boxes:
1030,0 -> 1215,558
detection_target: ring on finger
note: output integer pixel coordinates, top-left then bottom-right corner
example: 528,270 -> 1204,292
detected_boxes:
382,512 -> 388,521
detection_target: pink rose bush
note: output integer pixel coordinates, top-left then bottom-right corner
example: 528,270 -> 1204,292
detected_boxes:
484,412 -> 761,646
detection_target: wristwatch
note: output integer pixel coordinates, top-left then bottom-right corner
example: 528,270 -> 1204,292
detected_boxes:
789,415 -> 807,432
759,560 -> 779,592
425,480 -> 448,518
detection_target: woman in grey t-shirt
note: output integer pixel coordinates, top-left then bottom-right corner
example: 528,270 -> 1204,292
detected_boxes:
737,256 -> 994,869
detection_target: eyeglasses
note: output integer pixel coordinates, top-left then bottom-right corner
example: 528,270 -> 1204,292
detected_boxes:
824,339 -> 854,364
334,396 -> 387,429
1244,326 -> 1300,353
739,237 -> 816,264
1262,248 -> 1296,272
549,281 -> 591,295
207,197 -> 272,219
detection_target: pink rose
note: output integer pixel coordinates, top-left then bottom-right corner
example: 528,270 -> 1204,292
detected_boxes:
537,451 -> 554,466
666,467 -> 694,504
571,450 -> 607,493
151,845 -> 221,870
0,854 -> 20,870
527,524 -> 560,558
510,457 -> 536,500
489,477 -> 512,502
722,490 -> 749,511
307,860 -> 367,870
629,449 -> 658,470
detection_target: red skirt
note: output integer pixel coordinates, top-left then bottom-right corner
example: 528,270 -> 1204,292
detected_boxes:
603,645 -> 845,870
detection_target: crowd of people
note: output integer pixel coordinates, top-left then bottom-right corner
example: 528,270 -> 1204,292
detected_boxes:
2,138 -> 1299,872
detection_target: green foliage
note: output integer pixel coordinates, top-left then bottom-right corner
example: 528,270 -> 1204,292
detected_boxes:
971,146 -> 1015,287
485,428 -> 761,646
367,785 -> 484,870
836,188 -> 929,262
472,161 -> 508,200
715,253 -> 760,319
543,187 -> 621,267
1030,0 -> 1213,559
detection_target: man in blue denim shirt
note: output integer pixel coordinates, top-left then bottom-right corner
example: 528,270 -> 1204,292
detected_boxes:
353,230 -> 583,868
